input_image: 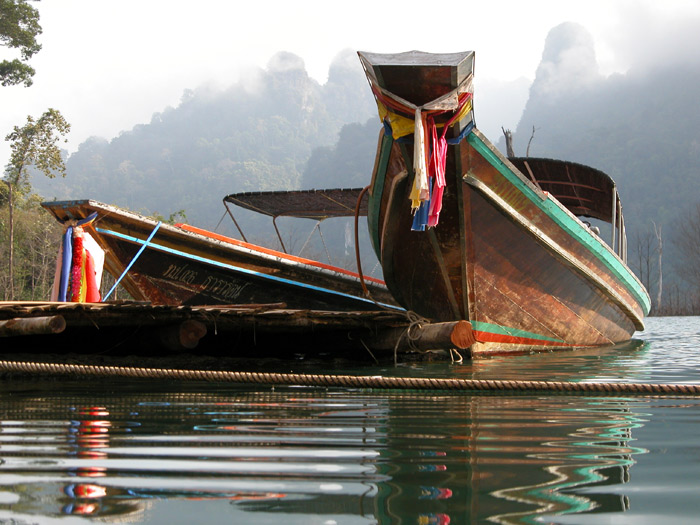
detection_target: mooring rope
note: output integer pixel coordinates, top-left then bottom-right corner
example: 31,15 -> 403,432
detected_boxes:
2,360 -> 700,396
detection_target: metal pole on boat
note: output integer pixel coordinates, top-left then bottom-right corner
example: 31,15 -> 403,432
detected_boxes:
611,186 -> 617,252
103,221 -> 162,301
299,222 -> 321,258
617,197 -> 623,258
222,201 -> 248,243
272,217 -> 287,253
620,213 -> 627,264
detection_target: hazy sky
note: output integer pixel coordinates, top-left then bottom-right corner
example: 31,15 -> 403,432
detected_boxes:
2,0 -> 700,164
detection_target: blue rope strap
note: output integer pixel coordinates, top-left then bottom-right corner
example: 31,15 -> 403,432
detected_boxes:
103,221 -> 162,300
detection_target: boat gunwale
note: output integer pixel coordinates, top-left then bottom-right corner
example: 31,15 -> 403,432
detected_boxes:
467,130 -> 651,316
42,199 -> 388,289
93,226 -> 403,311
464,175 -> 645,331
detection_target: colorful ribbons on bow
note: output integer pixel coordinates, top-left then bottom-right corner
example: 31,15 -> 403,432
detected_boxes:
51,212 -> 105,302
360,54 -> 474,231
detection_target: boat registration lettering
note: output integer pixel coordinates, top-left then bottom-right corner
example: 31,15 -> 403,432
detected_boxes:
162,263 -> 198,284
201,276 -> 249,300
162,263 -> 250,300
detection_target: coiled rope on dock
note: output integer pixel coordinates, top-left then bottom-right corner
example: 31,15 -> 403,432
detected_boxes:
2,360 -> 700,396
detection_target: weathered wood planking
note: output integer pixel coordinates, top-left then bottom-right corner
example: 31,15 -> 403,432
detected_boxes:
41,200 -> 399,312
361,50 -> 649,356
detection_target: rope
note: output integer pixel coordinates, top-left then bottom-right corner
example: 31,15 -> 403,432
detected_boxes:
354,185 -> 371,298
2,360 -> 699,396
350,186 -> 431,364
393,311 -> 430,365
103,221 -> 162,300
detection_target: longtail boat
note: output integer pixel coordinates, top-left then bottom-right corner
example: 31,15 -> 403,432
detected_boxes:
359,50 -> 650,356
41,191 -> 400,311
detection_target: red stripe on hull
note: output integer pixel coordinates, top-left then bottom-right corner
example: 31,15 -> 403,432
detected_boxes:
177,223 -> 386,286
473,331 -> 577,348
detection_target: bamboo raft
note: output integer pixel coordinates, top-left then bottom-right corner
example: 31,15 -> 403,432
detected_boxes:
0,301 -> 475,364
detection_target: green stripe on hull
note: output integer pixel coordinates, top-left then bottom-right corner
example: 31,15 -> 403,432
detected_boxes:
367,133 -> 394,260
471,321 -> 565,343
467,132 -> 651,315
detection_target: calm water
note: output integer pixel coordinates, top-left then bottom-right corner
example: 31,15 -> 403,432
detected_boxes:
1,316 -> 700,524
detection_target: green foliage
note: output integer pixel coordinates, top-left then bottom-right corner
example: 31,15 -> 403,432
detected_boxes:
151,209 -> 187,225
3,108 -> 70,299
0,191 -> 62,300
0,0 -> 41,87
4,108 -> 70,188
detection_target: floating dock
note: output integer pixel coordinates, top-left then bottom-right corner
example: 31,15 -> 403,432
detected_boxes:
0,302 -> 475,365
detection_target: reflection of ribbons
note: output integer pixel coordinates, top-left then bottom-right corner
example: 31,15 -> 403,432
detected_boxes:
103,221 -> 162,301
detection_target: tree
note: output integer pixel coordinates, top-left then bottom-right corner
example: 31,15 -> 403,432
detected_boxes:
673,202 -> 700,312
0,0 -> 42,87
632,228 -> 656,298
652,221 -> 663,311
3,108 -> 70,298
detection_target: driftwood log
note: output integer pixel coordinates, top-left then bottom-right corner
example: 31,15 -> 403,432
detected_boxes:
156,320 -> 208,351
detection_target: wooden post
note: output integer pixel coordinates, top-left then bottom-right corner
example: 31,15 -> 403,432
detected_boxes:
157,320 -> 208,351
368,320 -> 476,352
0,315 -> 66,337
502,127 -> 515,157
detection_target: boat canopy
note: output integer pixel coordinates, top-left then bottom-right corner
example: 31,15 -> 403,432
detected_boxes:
224,188 -> 368,221
222,188 -> 369,256
508,157 -> 618,224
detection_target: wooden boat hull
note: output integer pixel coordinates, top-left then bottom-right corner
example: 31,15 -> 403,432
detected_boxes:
361,51 -> 650,356
371,131 -> 649,354
42,200 -> 400,311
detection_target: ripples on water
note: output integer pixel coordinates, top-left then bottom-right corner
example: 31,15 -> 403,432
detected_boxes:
0,316 -> 699,524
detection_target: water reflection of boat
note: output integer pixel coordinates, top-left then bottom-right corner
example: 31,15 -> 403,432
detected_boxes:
358,50 -> 651,355
41,194 -> 399,311
0,380 -> 651,523
476,397 -> 643,524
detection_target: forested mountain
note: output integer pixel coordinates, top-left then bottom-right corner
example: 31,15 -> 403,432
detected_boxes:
301,118 -> 378,190
507,23 -> 700,226
32,50 -> 377,227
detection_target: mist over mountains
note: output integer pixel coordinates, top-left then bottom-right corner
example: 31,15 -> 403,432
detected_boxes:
503,22 -> 700,305
31,26 -> 700,307
507,22 -> 700,230
33,49 -> 377,226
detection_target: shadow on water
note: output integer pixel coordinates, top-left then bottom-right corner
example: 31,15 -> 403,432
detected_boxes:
0,318 -> 698,523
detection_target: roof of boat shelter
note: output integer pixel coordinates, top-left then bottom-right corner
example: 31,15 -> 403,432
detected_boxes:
508,157 -> 618,223
224,159 -> 617,223
224,188 -> 368,220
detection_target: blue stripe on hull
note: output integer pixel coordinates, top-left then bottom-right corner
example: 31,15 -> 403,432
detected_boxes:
96,227 -> 403,311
